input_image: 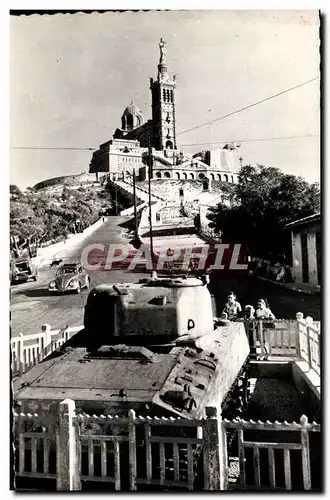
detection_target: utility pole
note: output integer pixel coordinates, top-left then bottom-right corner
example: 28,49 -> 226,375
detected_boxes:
147,136 -> 155,273
114,183 -> 118,215
133,168 -> 138,238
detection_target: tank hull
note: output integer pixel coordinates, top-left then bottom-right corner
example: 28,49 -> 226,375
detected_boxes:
14,323 -> 249,419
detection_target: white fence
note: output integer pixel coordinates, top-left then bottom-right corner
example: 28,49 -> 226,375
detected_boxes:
11,324 -> 83,376
223,415 -> 320,490
247,314 -> 320,374
296,314 -> 320,374
13,401 -> 321,491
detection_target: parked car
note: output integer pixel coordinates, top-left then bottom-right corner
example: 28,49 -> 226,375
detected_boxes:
49,262 -> 90,294
10,258 -> 38,284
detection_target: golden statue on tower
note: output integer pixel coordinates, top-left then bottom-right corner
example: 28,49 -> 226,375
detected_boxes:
159,38 -> 167,63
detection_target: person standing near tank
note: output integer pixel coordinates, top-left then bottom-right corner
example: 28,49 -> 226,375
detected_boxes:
222,291 -> 242,321
255,298 -> 275,320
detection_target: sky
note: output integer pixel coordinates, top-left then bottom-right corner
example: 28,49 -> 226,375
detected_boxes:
10,10 -> 320,188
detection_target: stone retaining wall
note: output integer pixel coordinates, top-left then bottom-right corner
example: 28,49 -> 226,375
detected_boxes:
31,218 -> 104,268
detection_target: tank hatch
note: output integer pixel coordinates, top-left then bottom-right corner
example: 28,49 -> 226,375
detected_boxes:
86,344 -> 156,362
138,276 -> 205,288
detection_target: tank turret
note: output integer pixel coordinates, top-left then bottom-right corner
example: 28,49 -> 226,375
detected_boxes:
83,276 -> 214,346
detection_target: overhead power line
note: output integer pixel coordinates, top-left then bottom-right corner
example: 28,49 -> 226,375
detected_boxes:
10,133 -> 319,152
177,134 -> 319,148
10,146 -> 96,151
177,77 -> 320,136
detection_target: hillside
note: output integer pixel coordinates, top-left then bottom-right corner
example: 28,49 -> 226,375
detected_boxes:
10,183 -> 113,257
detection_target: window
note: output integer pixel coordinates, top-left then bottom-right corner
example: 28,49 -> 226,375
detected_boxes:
224,174 -> 228,182
156,171 -> 162,178
176,172 -> 181,180
198,173 -> 205,180
164,172 -> 170,178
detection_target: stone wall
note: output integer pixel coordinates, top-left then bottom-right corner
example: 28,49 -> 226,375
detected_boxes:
31,218 -> 105,268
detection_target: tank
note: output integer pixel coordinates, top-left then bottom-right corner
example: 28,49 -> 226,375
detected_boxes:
13,275 -> 250,419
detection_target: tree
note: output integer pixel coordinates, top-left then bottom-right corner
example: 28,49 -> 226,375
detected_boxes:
10,183 -> 115,254
10,184 -> 23,198
207,165 -> 320,260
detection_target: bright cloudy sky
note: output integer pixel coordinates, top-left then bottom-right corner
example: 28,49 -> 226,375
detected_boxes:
10,10 -> 320,188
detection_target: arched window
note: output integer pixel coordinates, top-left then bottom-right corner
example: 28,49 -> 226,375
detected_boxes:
224,174 -> 228,182
210,173 -> 215,181
190,173 -> 194,180
156,171 -> 162,179
231,175 -> 234,183
166,140 -> 173,149
198,173 -> 205,180
164,172 -> 170,178
183,173 -> 187,180
127,114 -> 133,129
175,172 -> 180,179
218,174 -> 221,181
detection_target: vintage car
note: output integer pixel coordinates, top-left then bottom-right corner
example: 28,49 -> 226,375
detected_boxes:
48,262 -> 90,294
10,258 -> 38,285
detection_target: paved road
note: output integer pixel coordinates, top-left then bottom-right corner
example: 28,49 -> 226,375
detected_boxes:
10,217 -> 208,336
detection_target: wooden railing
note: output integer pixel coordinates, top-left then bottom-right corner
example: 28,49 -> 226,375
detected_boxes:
223,415 -> 320,491
11,324 -> 83,376
246,314 -> 320,374
13,401 -> 223,491
13,400 -> 320,491
296,314 -> 320,374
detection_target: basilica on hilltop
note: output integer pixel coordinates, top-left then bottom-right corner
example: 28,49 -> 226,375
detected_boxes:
89,39 -> 241,184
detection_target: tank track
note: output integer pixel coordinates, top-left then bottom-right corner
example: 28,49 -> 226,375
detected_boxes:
190,358 -> 251,486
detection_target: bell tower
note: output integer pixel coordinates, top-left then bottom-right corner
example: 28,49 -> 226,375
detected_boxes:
150,38 -> 177,151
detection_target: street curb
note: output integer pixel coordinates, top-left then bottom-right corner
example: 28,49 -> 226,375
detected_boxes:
257,275 -> 320,296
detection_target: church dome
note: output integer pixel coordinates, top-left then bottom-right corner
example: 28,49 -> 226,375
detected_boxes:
123,102 -> 142,116
121,101 -> 144,131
